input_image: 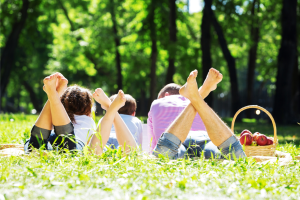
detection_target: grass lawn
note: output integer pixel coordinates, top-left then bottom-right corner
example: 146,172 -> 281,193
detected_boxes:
0,114 -> 300,199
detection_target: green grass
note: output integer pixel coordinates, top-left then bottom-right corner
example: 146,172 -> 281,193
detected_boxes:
1,114 -> 300,199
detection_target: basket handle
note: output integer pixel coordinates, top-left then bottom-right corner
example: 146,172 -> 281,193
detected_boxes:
231,105 -> 277,144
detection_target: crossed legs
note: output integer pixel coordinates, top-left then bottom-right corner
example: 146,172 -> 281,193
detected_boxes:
27,73 -> 76,151
154,69 -> 246,159
89,89 -> 137,155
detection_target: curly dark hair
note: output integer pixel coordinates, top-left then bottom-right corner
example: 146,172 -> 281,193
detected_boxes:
60,85 -> 93,123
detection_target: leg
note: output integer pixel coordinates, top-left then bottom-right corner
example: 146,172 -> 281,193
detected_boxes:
28,73 -> 69,150
90,90 -> 137,155
154,69 -> 222,158
43,73 -> 76,150
180,69 -> 246,159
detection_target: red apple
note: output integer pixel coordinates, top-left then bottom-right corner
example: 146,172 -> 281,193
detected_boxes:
240,133 -> 253,145
253,132 -> 260,141
267,137 -> 274,145
240,129 -> 252,137
257,134 -> 268,146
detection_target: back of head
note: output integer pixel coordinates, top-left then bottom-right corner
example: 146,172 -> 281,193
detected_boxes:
110,94 -> 137,115
61,85 -> 93,123
157,83 -> 181,99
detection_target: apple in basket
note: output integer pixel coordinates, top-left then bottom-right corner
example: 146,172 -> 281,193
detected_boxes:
240,129 -> 252,137
253,132 -> 260,141
267,137 -> 274,145
251,141 -> 258,146
240,133 -> 253,145
256,134 -> 268,146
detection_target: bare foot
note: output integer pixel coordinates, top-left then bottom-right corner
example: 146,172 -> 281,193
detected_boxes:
202,68 -> 223,92
109,90 -> 126,111
43,74 -> 60,103
179,70 -> 200,102
93,88 -> 111,110
56,73 -> 68,96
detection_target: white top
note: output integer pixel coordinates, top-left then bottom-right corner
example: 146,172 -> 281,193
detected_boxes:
110,114 -> 143,146
73,115 -> 96,144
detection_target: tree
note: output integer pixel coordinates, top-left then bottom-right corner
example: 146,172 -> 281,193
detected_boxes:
201,0 -> 213,107
273,0 -> 297,124
165,0 -> 177,84
210,5 -> 241,115
246,0 -> 260,118
0,0 -> 30,111
149,0 -> 158,104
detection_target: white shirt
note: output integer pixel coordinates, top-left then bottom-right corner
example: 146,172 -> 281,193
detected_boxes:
73,115 -> 96,144
110,114 -> 143,146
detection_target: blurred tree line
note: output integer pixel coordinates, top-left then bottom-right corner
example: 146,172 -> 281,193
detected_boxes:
0,0 -> 299,124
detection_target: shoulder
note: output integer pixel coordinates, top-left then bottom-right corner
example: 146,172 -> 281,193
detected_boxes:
150,95 -> 189,109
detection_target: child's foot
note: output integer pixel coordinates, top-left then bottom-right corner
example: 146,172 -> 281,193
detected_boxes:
179,70 -> 200,102
109,90 -> 126,111
93,88 -> 111,110
202,68 -> 223,92
56,73 -> 68,96
43,74 -> 60,103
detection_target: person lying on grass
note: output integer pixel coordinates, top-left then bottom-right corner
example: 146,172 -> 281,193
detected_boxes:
105,94 -> 143,149
25,73 -> 137,155
25,73 -> 96,152
153,69 -> 246,159
90,89 -> 137,155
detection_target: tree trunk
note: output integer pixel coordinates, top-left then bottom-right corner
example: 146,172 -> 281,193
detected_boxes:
22,81 -> 42,112
201,0 -> 213,107
246,0 -> 260,118
0,0 -> 30,112
273,0 -> 297,124
165,0 -> 177,84
109,0 -> 122,91
210,8 -> 241,115
149,1 -> 158,105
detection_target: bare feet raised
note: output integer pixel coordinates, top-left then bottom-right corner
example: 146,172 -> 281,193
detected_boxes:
56,73 -> 68,96
179,70 -> 200,102
93,88 -> 111,110
202,68 -> 223,92
109,90 -> 126,111
43,73 -> 58,96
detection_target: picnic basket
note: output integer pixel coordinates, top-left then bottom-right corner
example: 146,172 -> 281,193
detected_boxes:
231,105 -> 278,157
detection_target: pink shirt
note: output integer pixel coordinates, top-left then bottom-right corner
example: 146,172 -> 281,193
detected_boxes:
147,95 -> 207,151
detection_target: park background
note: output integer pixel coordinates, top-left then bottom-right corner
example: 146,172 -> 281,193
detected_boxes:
0,0 -> 299,124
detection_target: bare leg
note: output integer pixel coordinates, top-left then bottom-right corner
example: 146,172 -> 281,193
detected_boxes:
179,69 -> 232,146
166,68 -> 223,142
35,73 -> 68,130
90,90 -> 137,155
93,89 -> 137,150
43,73 -> 71,126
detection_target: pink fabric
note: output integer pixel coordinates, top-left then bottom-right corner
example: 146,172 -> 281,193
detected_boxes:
147,95 -> 206,151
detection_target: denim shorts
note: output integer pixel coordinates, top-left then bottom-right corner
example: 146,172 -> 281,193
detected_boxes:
153,132 -> 246,160
24,133 -> 85,153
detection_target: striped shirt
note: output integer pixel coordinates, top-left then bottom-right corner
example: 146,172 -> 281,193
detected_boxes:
147,95 -> 207,151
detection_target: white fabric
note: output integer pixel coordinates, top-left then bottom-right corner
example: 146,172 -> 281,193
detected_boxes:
110,114 -> 143,146
142,124 -> 151,153
73,115 -> 96,144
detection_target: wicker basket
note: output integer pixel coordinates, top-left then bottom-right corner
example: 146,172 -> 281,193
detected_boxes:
231,105 -> 278,157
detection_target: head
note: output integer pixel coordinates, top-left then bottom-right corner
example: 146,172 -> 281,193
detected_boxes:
157,83 -> 181,99
109,94 -> 137,116
60,85 -> 93,123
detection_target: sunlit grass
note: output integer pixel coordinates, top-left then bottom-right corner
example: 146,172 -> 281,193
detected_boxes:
0,114 -> 300,199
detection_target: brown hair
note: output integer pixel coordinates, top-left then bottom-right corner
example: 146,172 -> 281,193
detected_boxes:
60,85 -> 93,123
157,83 -> 181,98
109,94 -> 137,115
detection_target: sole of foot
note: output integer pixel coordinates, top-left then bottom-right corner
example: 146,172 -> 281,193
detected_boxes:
56,73 -> 68,96
179,70 -> 200,101
43,73 -> 58,96
93,88 -> 111,110
202,68 -> 223,92
110,90 -> 126,111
